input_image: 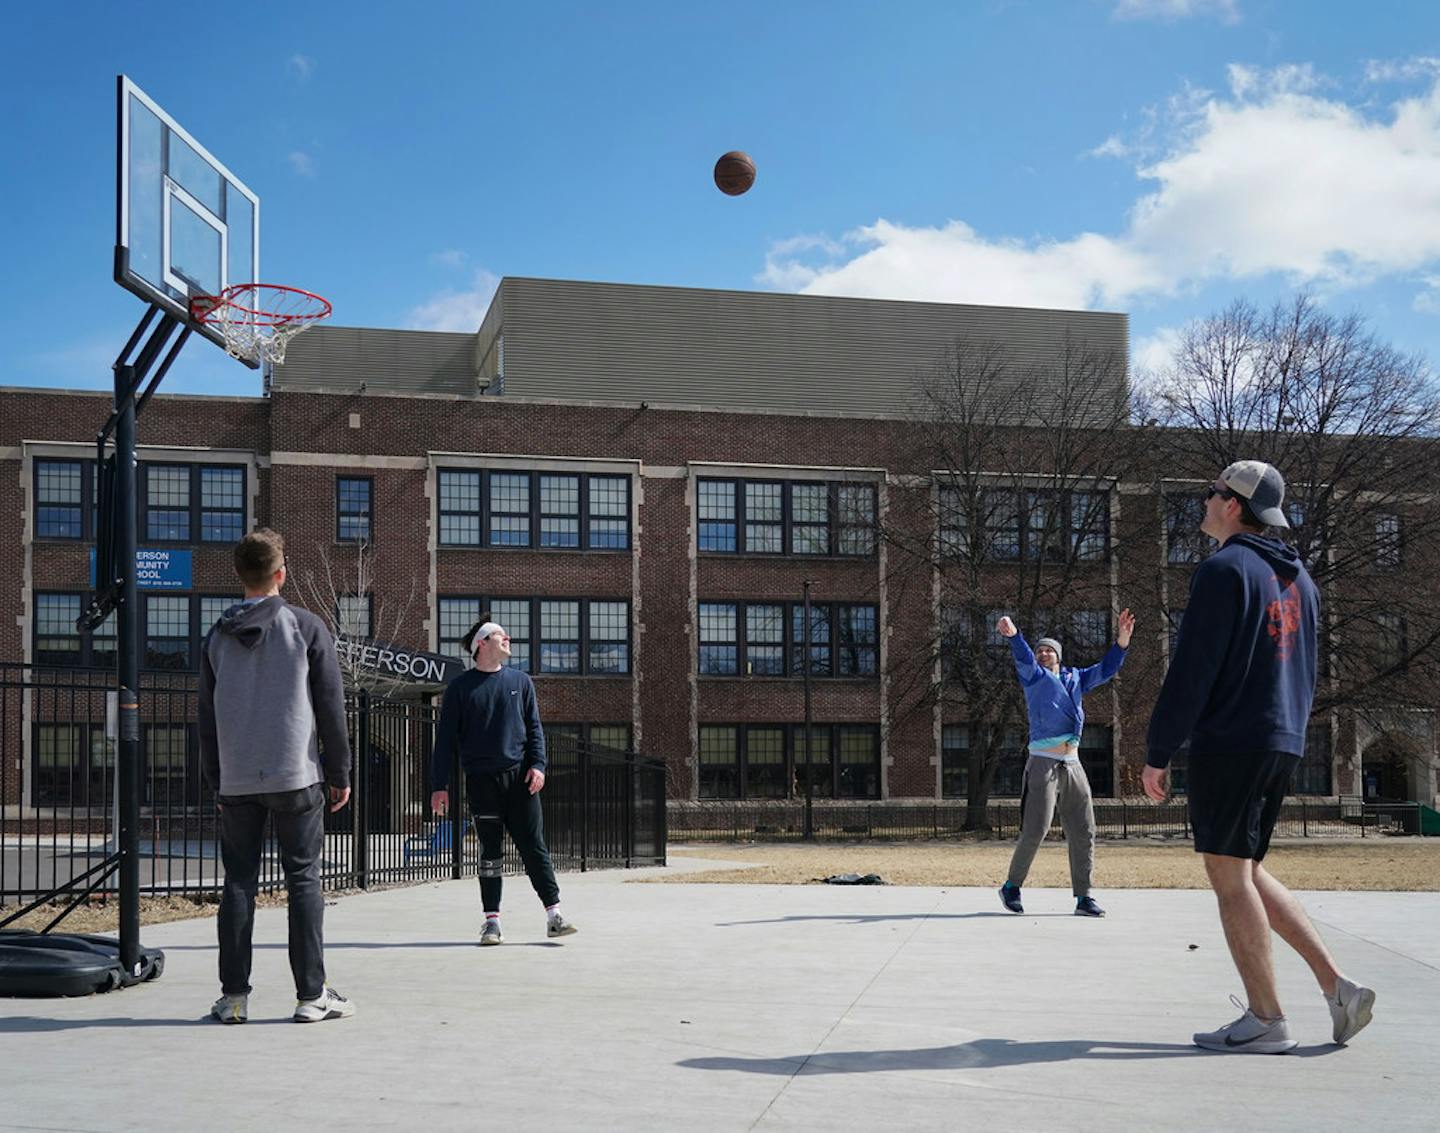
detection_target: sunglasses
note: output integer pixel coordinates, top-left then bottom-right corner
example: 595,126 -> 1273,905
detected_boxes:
1204,486 -> 1237,501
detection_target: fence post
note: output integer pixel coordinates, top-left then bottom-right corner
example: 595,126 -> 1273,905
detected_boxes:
354,689 -> 370,890
450,741 -> 463,879
624,751 -> 636,869
1302,798 -> 1308,838
579,742 -> 590,873
1122,800 -> 1128,840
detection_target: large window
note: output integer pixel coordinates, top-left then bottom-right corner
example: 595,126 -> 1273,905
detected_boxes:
436,596 -> 630,675
437,469 -> 631,551
336,477 -> 372,543
1165,494 -> 1210,565
697,601 -> 879,678
1293,728 -> 1333,795
698,724 -> 880,800
35,459 -> 92,540
941,724 -> 1026,798
544,723 -> 634,769
337,594 -> 372,639
696,478 -> 877,557
1374,513 -> 1402,569
32,724 -> 111,808
38,592 -> 236,672
939,484 -> 1108,563
142,463 -> 245,544
36,458 -> 244,544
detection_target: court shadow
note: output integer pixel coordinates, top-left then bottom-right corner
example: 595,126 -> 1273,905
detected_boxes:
0,1014 -> 289,1032
680,1036 -> 1338,1073
715,912 -> 1061,926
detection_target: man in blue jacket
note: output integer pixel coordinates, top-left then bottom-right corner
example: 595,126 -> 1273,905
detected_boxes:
430,619 -> 577,944
997,607 -> 1134,917
1143,460 -> 1374,1053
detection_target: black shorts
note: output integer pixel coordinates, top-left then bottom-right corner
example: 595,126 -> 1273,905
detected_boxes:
1187,751 -> 1296,861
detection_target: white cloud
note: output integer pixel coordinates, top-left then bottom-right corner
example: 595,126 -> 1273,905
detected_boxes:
1086,135 -> 1132,160
430,249 -> 467,268
1414,275 -> 1440,314
288,151 -> 317,178
1364,57 -> 1440,85
1131,326 -> 1183,375
289,54 -> 315,80
1113,0 -> 1240,23
762,66 -> 1440,314
406,270 -> 500,331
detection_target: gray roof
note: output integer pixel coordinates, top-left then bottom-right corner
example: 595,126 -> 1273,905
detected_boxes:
273,278 -> 1130,421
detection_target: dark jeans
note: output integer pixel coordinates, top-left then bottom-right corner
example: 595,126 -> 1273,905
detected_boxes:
217,783 -> 327,1000
465,766 -> 560,913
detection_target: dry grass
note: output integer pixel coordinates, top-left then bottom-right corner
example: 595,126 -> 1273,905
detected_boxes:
652,839 -> 1440,891
5,840 -> 1432,933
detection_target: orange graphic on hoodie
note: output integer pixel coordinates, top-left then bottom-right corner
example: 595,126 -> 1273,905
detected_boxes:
1267,577 -> 1302,661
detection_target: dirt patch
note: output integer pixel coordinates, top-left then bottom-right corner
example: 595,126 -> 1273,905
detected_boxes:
650,839 -> 1440,891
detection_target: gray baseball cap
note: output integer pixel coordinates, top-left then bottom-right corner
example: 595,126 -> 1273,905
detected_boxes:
1219,460 -> 1290,528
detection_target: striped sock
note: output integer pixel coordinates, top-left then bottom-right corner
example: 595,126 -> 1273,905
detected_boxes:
545,903 -> 562,922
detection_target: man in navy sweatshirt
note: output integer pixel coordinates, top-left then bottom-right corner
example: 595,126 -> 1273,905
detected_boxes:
1143,461 -> 1374,1053
430,619 -> 576,944
996,608 -> 1133,917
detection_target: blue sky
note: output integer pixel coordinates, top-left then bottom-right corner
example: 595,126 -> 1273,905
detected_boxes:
6,0 -> 1440,396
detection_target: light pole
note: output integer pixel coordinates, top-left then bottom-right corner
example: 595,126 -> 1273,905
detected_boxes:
802,579 -> 815,841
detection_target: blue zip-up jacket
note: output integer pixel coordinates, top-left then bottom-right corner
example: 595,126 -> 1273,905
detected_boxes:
429,666 -> 546,790
1009,632 -> 1127,743
1146,534 -> 1318,769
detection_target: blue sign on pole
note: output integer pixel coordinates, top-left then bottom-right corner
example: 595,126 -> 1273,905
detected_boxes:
90,548 -> 193,591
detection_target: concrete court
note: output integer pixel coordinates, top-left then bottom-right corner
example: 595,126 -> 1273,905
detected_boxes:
0,854 -> 1434,1133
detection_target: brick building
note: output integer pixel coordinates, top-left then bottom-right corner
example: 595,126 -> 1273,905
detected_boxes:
3,279 -> 1435,813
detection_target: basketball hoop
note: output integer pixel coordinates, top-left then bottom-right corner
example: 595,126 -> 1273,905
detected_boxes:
190,283 -> 332,367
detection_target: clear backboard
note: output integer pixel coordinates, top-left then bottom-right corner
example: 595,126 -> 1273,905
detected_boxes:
115,75 -> 260,363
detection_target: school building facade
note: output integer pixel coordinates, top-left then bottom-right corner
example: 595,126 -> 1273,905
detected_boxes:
3,279 -> 1435,813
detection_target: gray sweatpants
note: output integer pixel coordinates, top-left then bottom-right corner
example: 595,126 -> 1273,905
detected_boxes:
1006,755 -> 1096,897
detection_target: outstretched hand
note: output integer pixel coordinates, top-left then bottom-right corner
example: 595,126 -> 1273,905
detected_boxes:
996,616 -> 1017,638
1116,608 -> 1136,648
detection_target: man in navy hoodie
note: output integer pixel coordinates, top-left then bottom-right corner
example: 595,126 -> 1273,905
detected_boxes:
1143,461 -> 1374,1053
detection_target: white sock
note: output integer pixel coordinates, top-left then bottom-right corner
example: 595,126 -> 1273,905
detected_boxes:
546,903 -> 562,922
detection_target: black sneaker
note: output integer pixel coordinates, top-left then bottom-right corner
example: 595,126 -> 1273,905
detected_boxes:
999,883 -> 1023,914
1075,896 -> 1106,917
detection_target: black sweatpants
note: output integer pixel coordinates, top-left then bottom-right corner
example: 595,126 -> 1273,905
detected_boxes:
217,783 -> 327,1000
465,766 -> 560,913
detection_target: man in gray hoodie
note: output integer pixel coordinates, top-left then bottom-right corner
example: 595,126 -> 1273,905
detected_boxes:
199,528 -> 355,1024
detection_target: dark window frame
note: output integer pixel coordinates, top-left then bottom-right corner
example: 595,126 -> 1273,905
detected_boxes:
942,484 -> 1110,564
435,595 -> 632,675
336,475 -> 373,544
697,600 -> 880,679
696,477 -> 878,558
697,722 -> 881,800
34,458 -> 97,541
436,469 -> 632,552
139,462 -> 247,546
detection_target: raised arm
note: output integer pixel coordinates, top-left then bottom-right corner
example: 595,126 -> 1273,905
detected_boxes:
998,615 -> 1044,685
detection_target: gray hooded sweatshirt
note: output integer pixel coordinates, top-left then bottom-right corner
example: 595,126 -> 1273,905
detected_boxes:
198,597 -> 352,796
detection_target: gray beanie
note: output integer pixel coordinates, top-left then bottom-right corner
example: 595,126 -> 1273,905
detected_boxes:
1035,637 -> 1063,661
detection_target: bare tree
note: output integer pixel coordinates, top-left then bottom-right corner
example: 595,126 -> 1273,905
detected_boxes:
1143,294 -> 1440,794
883,335 -> 1135,828
295,539 -> 422,695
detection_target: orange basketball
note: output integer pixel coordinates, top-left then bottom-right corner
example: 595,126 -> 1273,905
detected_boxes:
714,150 -> 756,196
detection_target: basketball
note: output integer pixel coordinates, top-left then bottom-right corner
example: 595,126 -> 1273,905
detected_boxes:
713,150 -> 756,196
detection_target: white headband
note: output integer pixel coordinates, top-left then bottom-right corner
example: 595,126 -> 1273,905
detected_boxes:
472,622 -> 505,652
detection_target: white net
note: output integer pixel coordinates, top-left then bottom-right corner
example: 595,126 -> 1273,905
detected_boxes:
193,285 -> 331,367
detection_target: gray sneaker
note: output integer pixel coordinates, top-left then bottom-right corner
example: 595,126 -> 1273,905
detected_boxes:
546,914 -> 578,938
211,993 -> 247,1024
480,919 -> 504,945
1193,996 -> 1297,1054
1327,976 -> 1376,1044
293,987 -> 356,1023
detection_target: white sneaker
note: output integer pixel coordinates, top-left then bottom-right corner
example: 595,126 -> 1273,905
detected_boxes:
211,993 -> 247,1024
1327,976 -> 1375,1044
1193,996 -> 1297,1054
546,914 -> 577,938
480,919 -> 504,945
293,987 -> 356,1023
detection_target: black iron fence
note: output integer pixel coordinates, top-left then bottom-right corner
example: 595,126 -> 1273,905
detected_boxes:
669,797 -> 1427,842
0,665 -> 666,909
